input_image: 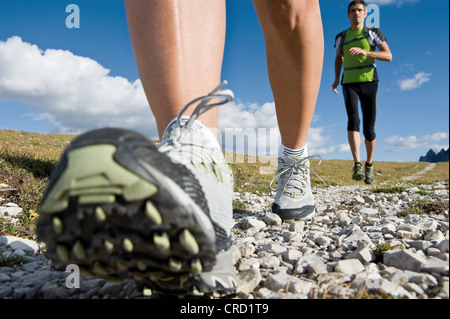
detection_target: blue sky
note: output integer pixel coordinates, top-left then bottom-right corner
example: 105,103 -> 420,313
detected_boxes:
0,0 -> 448,162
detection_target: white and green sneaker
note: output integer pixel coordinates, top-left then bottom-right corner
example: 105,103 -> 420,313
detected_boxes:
157,81 -> 237,296
270,153 -> 324,221
364,163 -> 374,184
352,162 -> 364,181
37,82 -> 236,297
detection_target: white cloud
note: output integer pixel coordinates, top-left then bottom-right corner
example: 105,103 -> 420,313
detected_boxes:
384,132 -> 449,151
0,36 -> 348,158
311,144 -> 350,156
0,36 -> 157,137
218,102 -> 348,158
398,72 -> 432,91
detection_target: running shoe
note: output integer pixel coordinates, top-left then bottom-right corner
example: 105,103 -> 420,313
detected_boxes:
270,153 -> 324,221
37,81 -> 236,297
352,162 -> 364,181
157,81 -> 237,296
364,163 -> 374,184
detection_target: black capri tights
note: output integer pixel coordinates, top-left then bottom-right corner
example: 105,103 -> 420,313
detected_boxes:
342,82 -> 378,142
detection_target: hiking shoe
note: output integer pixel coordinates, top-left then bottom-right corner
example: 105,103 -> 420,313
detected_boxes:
364,163 -> 374,184
37,82 -> 236,297
270,154 -> 324,221
156,81 -> 237,296
352,162 -> 364,181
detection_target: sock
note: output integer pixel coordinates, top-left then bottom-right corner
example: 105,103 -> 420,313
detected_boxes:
279,144 -> 308,158
163,116 -> 221,150
366,162 -> 373,167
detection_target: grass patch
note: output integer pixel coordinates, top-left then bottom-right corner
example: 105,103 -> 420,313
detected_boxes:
0,254 -> 25,267
414,162 -> 450,184
227,152 -> 277,195
310,160 -> 438,187
232,199 -> 248,212
398,199 -> 449,218
373,242 -> 404,263
0,130 -> 76,239
372,185 -> 407,194
397,206 -> 425,218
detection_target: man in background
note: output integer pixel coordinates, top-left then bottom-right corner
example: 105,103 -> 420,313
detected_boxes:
332,0 -> 392,184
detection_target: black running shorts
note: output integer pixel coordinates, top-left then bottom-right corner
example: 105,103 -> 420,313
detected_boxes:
342,81 -> 379,142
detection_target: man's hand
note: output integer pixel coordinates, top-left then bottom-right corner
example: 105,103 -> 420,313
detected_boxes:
348,47 -> 367,56
332,80 -> 340,94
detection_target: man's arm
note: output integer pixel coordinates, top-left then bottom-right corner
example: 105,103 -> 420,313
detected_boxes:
348,41 -> 392,62
332,48 -> 343,94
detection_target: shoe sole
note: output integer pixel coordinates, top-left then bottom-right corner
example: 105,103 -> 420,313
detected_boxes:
271,203 -> 315,221
37,128 -> 226,297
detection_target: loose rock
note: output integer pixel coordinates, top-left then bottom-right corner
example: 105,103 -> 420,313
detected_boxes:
1,181 -> 448,299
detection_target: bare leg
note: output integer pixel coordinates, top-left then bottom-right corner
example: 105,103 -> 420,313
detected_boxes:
125,0 -> 226,138
252,0 -> 324,149
365,138 -> 376,164
348,131 -> 361,163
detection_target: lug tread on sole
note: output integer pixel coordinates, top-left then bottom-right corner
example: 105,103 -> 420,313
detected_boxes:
39,199 -> 217,278
37,143 -> 218,296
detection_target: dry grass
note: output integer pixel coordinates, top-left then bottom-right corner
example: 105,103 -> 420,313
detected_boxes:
0,130 -> 76,239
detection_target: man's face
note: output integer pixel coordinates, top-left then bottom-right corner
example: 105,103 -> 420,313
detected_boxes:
348,4 -> 368,25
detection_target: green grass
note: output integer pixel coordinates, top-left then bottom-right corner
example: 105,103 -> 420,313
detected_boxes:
373,242 -> 404,262
397,198 -> 449,218
372,186 -> 407,194
1,129 -> 449,240
0,130 -> 75,239
0,254 -> 25,267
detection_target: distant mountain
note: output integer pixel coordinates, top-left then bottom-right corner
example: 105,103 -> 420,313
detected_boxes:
419,148 -> 449,163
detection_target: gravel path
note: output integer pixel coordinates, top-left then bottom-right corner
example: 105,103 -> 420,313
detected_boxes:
403,163 -> 438,181
1,181 -> 448,299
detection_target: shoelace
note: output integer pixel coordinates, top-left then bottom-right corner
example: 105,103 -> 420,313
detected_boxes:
270,155 -> 326,193
162,81 -> 233,145
176,81 -> 233,132
159,81 -> 233,173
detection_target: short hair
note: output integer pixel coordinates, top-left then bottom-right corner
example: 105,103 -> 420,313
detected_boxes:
348,0 -> 367,13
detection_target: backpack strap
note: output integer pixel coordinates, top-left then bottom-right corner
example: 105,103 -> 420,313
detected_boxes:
337,26 -> 377,54
343,64 -> 375,71
335,30 -> 347,55
363,26 -> 377,50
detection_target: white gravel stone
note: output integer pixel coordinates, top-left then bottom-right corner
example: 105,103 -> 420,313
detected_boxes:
1,180 -> 448,299
237,268 -> 262,294
384,248 -> 427,272
344,247 -> 375,263
335,259 -> 365,275
263,212 -> 282,225
0,236 -> 39,254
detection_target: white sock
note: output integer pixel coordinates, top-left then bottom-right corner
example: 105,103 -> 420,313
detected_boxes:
279,144 -> 308,158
